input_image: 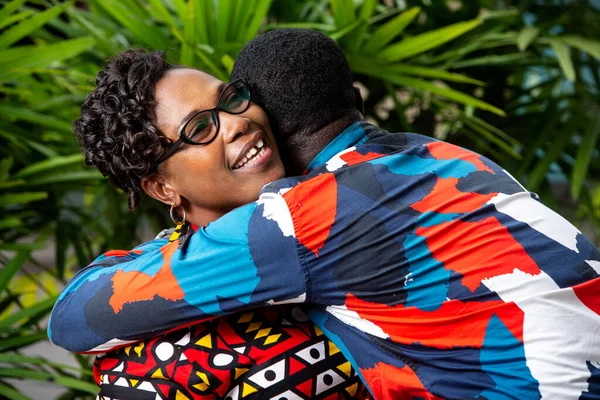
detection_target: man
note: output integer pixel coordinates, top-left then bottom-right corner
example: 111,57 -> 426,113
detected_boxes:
50,29 -> 600,399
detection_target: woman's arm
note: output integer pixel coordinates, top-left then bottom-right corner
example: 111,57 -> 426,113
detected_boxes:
48,193 -> 307,353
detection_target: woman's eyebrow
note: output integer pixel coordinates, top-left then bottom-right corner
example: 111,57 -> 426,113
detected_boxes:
177,82 -> 228,133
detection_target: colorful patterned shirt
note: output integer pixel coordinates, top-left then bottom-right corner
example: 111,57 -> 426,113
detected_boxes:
51,121 -> 600,399
94,304 -> 370,400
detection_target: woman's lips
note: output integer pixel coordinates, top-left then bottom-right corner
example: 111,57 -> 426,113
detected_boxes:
233,139 -> 273,170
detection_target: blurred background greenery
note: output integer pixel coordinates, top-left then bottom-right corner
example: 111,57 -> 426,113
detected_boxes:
0,0 -> 599,398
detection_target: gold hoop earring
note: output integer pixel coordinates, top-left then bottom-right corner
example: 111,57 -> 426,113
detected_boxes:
169,202 -> 186,225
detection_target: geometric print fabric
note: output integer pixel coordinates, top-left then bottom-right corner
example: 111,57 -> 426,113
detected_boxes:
94,305 -> 370,399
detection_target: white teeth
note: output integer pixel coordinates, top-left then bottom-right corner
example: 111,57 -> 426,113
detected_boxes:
234,140 -> 268,169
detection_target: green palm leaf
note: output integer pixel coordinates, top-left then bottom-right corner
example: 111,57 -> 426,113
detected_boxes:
330,0 -> 355,29
15,154 -> 84,178
0,192 -> 48,206
560,35 -> 600,59
351,59 -> 484,85
0,382 -> 29,400
352,63 -> 504,116
91,0 -> 170,48
362,7 -> 421,54
377,19 -> 482,63
0,105 -> 72,132
147,0 -> 179,31
0,251 -> 29,293
242,0 -> 274,42
0,297 -> 57,328
216,0 -> 234,44
0,0 -> 28,22
0,368 -> 97,395
548,38 -> 575,82
517,26 -> 539,51
572,123 -> 600,200
0,37 -> 96,82
345,0 -> 377,52
0,5 -> 64,50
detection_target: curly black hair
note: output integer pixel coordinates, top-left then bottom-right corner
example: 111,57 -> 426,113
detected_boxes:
73,49 -> 178,211
231,29 -> 359,140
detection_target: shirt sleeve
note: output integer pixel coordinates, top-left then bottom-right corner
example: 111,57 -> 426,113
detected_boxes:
48,193 -> 307,353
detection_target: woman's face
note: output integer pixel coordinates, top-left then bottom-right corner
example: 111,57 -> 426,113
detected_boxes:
151,68 -> 285,225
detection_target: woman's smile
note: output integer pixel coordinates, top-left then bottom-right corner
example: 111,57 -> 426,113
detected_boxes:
232,137 -> 274,170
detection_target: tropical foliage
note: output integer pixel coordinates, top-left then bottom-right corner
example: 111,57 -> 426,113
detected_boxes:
0,0 -> 599,398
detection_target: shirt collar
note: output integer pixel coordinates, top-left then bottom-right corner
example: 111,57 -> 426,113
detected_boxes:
305,121 -> 370,173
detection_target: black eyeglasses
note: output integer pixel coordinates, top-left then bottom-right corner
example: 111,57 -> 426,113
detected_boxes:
153,79 -> 252,166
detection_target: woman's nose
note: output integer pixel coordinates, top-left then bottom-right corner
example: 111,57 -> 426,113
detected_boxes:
220,112 -> 250,144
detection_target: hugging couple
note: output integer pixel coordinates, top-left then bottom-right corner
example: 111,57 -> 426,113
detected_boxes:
50,29 -> 600,400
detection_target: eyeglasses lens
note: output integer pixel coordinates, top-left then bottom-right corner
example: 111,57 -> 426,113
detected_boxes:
219,81 -> 250,113
183,81 -> 250,144
184,111 -> 217,144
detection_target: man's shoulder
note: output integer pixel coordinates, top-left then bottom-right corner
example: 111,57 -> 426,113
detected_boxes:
256,131 -> 431,202
363,127 -> 437,150
260,126 -> 512,200
299,129 -> 443,176
349,130 -> 510,179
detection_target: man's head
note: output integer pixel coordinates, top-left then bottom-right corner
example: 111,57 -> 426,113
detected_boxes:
232,29 -> 362,171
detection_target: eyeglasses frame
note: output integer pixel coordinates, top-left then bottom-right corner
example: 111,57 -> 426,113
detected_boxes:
153,79 -> 252,167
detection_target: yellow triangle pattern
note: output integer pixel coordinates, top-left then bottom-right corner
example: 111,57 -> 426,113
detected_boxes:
235,367 -> 249,380
129,379 -> 139,387
245,322 -> 262,333
315,326 -> 324,336
242,382 -> 258,397
176,389 -> 192,399
151,368 -> 166,379
263,334 -> 282,346
196,371 -> 210,384
338,361 -> 352,377
346,383 -> 358,396
238,312 -> 254,323
255,327 -> 272,339
193,382 -> 209,392
196,333 -> 212,348
124,345 -> 132,356
329,341 -> 340,355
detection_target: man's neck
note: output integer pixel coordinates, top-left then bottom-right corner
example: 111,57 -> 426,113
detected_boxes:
281,116 -> 362,175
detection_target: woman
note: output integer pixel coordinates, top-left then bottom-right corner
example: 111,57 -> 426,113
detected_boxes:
73,49 -> 370,400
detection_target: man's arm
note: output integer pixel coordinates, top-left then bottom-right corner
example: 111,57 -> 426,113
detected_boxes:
48,194 -> 307,353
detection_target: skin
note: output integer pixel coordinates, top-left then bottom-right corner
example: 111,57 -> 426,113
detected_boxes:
141,69 -> 285,227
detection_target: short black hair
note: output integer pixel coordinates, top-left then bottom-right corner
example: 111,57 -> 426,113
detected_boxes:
73,49 -> 177,211
231,29 -> 359,140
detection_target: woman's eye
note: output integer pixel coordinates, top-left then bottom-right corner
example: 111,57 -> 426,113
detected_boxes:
188,119 -> 211,140
224,93 -> 241,106
222,88 -> 245,108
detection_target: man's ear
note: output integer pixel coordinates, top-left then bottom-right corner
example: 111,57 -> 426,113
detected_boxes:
354,86 -> 364,116
141,173 -> 181,207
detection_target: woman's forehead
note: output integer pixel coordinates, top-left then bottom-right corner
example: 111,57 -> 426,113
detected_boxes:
154,69 -> 222,136
156,68 -> 221,105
